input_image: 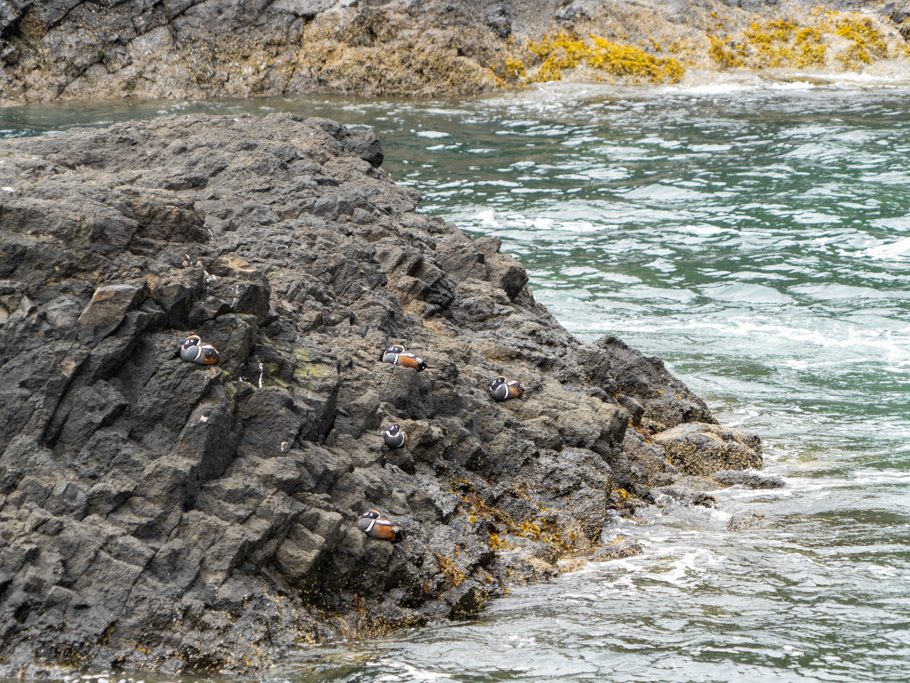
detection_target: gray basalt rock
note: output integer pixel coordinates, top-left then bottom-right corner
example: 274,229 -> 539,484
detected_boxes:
576,335 -> 715,433
727,510 -> 767,532
712,469 -> 784,489
0,113 -> 760,677
653,422 -> 762,476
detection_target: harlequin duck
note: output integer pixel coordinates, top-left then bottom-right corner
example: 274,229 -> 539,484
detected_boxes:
380,344 -> 427,371
382,424 -> 407,449
488,376 -> 524,402
179,334 -> 220,366
357,509 -> 404,543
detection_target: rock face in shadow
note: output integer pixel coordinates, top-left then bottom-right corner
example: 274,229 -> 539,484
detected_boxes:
0,113 -> 760,676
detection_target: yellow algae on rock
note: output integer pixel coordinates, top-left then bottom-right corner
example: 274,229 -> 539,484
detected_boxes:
503,55 -> 526,79
708,34 -> 746,69
834,15 -> 889,68
522,31 -> 684,85
738,19 -> 826,69
588,36 -> 685,83
707,11 -> 900,73
794,26 -> 828,67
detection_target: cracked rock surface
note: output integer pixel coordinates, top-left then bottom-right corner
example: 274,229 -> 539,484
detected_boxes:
0,113 -> 760,676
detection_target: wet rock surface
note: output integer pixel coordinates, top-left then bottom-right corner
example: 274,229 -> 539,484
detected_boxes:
0,113 -> 761,676
712,469 -> 785,489
654,422 -> 763,476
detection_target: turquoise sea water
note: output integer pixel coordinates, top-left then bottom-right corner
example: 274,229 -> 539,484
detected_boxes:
3,79 -> 909,681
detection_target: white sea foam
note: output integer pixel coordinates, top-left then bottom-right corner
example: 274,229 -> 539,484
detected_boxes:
557,166 -> 629,181
862,236 -> 910,259
860,170 -> 910,185
660,74 -> 759,96
702,283 -> 792,304
784,142 -> 849,161
790,282 -> 910,300
871,215 -> 910,231
689,143 -> 733,152
672,83 -> 754,95
657,67 -> 910,95
624,183 -> 705,201
850,469 -> 910,486
631,548 -> 725,587
686,225 -> 727,236
374,659 -> 456,682
791,210 -> 841,225
769,81 -> 818,91
658,71 -> 821,97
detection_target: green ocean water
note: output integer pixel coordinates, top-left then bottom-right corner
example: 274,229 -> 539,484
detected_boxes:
3,79 -> 909,682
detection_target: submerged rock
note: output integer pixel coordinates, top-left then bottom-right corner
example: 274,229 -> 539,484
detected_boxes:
727,510 -> 767,532
0,113 -> 760,676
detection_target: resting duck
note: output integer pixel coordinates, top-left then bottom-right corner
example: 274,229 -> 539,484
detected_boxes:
382,424 -> 407,449
179,334 -> 220,366
357,509 -> 405,543
488,376 -> 524,402
380,344 -> 427,371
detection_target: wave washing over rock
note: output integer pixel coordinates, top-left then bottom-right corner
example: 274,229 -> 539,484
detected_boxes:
0,114 -> 764,676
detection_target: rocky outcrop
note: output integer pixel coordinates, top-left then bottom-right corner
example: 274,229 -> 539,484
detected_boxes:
0,113 -> 760,676
0,0 -> 907,105
654,423 -> 762,475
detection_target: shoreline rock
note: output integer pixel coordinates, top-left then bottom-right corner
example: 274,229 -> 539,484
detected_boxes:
0,112 -> 763,677
0,1 -> 908,106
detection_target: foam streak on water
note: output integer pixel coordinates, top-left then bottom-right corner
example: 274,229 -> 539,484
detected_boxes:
4,80 -> 910,681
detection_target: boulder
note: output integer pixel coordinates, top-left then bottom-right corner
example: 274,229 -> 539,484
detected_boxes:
653,422 -> 762,476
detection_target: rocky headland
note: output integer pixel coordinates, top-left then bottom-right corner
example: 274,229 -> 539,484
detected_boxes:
1,0 -> 909,105
0,113 -> 766,676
